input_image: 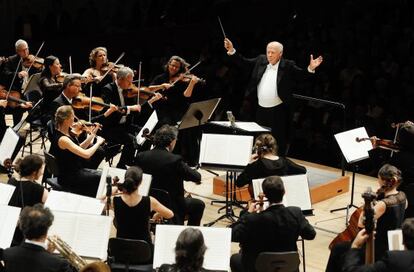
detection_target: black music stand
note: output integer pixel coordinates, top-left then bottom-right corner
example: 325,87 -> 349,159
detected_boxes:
330,127 -> 372,224
178,97 -> 221,130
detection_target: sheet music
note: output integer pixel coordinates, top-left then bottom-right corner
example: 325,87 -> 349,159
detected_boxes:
136,110 -> 158,145
153,225 -> 231,271
0,205 -> 21,248
48,211 -> 112,260
210,121 -> 270,132
252,174 -> 312,211
0,128 -> 20,166
199,134 -> 253,167
388,229 -> 404,250
334,127 -> 373,163
45,191 -> 105,215
97,166 -> 152,198
0,183 -> 16,205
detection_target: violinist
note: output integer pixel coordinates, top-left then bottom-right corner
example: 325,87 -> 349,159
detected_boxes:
50,105 -> 105,197
2,39 -> 39,124
82,47 -> 116,97
230,175 -> 316,272
101,66 -> 162,169
38,56 -> 63,123
236,133 -> 306,198
0,98 -> 7,139
326,164 -> 407,271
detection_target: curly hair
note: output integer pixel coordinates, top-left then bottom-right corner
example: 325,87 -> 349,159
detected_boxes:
164,55 -> 190,74
174,228 -> 207,272
89,47 -> 107,68
19,204 -> 54,240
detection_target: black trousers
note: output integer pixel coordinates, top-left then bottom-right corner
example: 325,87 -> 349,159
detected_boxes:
256,103 -> 291,156
174,197 -> 205,226
103,125 -> 136,169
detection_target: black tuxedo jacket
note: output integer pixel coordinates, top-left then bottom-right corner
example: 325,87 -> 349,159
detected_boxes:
135,147 -> 201,212
229,53 -> 310,109
101,82 -> 152,129
2,242 -> 74,272
2,54 -> 41,91
232,204 -> 316,272
344,248 -> 414,272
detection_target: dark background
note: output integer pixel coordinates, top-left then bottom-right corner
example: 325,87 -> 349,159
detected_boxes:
1,0 -> 414,176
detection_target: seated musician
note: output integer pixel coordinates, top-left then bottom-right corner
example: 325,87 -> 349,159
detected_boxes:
82,47 -> 116,97
2,204 -> 75,272
2,39 -> 39,124
230,175 -> 316,272
113,166 -> 173,245
38,55 -> 63,122
0,99 -> 7,139
7,155 -> 48,246
343,218 -> 414,272
135,125 -> 205,226
158,228 -> 218,272
50,105 -> 105,197
101,66 -> 162,169
236,133 -> 306,198
326,164 -> 407,271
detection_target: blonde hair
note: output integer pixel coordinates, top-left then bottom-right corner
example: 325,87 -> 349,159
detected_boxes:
55,105 -> 73,129
254,133 -> 278,157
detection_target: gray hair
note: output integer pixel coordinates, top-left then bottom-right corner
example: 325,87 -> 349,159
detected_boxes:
116,66 -> 134,79
267,41 -> 283,53
62,73 -> 82,89
15,39 -> 28,50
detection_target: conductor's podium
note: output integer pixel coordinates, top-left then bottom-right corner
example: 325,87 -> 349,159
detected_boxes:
213,164 -> 349,204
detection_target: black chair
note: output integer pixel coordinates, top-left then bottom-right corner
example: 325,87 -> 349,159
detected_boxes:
43,151 -> 63,191
255,251 -> 300,272
107,238 -> 153,272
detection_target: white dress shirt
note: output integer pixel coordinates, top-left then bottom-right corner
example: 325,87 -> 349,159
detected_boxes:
257,62 -> 283,108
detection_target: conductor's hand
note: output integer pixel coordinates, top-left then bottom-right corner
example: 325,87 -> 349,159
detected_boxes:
309,54 -> 323,71
224,38 -> 234,53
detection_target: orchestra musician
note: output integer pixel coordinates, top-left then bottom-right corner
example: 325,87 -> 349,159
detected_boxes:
113,166 -> 174,245
235,133 -> 306,198
7,155 -> 48,246
230,175 -> 316,272
50,105 -> 105,197
326,164 -> 407,271
135,125 -> 205,226
2,39 -> 41,124
1,204 -> 75,272
101,66 -> 162,169
38,55 -> 63,124
0,99 -> 7,139
82,47 -> 116,97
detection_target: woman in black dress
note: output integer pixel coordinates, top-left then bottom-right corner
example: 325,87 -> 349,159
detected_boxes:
236,133 -> 306,198
8,154 -> 48,246
113,166 -> 173,244
50,105 -> 105,197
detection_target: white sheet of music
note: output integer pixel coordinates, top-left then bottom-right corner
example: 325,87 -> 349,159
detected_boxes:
0,205 -> 21,248
0,128 -> 20,166
334,127 -> 373,163
97,166 -> 152,198
48,210 -> 112,260
210,121 -> 270,132
252,174 -> 312,211
0,183 -> 16,205
153,225 -> 231,271
199,133 -> 253,167
45,191 -> 104,215
388,229 -> 404,250
136,110 -> 158,145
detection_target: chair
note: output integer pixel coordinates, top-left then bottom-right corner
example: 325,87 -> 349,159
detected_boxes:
43,151 -> 63,191
107,238 -> 153,272
255,251 -> 300,272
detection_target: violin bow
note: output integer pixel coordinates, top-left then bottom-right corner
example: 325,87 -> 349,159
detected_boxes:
390,123 -> 400,158
69,56 -> 73,74
218,16 -> 227,39
25,41 -> 45,76
170,60 -> 203,86
99,52 -> 125,83
6,57 -> 23,102
137,61 -> 142,105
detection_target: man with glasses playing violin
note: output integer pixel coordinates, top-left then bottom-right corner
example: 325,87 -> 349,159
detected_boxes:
101,66 -> 162,169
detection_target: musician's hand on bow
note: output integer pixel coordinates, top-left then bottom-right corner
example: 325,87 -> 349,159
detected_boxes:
148,92 -> 163,105
105,103 -> 118,116
129,104 -> 141,112
18,71 -> 28,78
96,135 -> 105,145
0,99 -> 7,108
309,54 -> 323,71
152,212 -> 163,223
20,101 -> 32,109
161,83 -> 172,90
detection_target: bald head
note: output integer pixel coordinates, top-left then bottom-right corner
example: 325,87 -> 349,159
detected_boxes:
266,41 -> 283,65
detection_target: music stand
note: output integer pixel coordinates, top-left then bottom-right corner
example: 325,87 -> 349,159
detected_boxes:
330,127 -> 373,224
178,98 -> 221,130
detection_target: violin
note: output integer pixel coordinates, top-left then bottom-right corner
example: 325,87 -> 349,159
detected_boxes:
55,72 -> 68,83
100,62 -> 123,73
3,158 -> 15,178
170,73 -> 206,86
0,88 -> 32,108
22,54 -> 44,69
356,136 -> 400,152
123,84 -> 156,99
72,92 -> 124,112
70,119 -> 102,138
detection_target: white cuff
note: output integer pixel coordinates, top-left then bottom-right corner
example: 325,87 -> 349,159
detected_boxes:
227,48 -> 236,55
307,66 -> 315,73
